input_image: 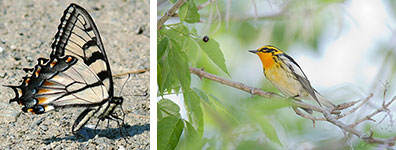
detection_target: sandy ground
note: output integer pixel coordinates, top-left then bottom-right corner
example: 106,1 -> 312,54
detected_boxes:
0,0 -> 150,149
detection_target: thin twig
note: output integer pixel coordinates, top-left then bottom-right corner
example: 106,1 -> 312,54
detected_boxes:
292,107 -> 326,121
189,67 -> 396,146
336,94 -> 373,119
350,95 -> 396,128
112,68 -> 150,77
157,0 -> 186,30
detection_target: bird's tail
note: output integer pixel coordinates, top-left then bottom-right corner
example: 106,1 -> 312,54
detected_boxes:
315,93 -> 337,110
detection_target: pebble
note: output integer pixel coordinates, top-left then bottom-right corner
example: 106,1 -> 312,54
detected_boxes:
135,25 -> 144,34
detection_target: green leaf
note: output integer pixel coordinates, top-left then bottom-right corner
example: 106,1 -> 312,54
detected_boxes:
158,37 -> 169,61
158,37 -> 189,94
169,39 -> 191,90
183,89 -> 204,137
192,88 -> 209,102
158,116 -> 184,150
184,1 -> 200,23
178,2 -> 188,22
158,59 -> 171,94
178,0 -> 200,23
182,37 -> 199,65
158,99 -> 181,120
195,38 -> 230,76
157,103 -> 163,120
160,25 -> 186,42
190,26 -> 198,36
175,120 -> 202,150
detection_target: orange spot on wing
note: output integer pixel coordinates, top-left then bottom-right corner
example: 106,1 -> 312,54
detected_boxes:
17,89 -> 23,96
35,68 -> 41,77
37,97 -> 47,104
50,60 -> 57,67
38,89 -> 51,94
43,81 -> 55,86
27,108 -> 33,113
25,78 -> 31,85
66,56 -> 73,62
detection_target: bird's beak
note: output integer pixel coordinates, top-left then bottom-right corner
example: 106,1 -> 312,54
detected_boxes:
248,50 -> 259,54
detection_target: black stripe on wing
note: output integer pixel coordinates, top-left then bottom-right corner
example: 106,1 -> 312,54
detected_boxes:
277,53 -> 321,106
50,3 -> 114,96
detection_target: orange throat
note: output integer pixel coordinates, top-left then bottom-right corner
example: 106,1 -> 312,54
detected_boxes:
256,52 -> 275,69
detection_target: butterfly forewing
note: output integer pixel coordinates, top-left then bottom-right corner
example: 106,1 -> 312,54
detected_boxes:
51,4 -> 113,96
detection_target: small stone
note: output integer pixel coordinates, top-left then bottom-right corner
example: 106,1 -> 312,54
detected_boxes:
136,25 -> 144,34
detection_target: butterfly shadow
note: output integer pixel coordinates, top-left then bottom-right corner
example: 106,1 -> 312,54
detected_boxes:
43,123 -> 150,143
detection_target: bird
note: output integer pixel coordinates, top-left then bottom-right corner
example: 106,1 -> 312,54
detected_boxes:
249,45 -> 337,114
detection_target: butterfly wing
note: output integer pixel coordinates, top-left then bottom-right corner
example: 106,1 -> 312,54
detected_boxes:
7,3 -> 119,134
51,3 -> 113,96
50,3 -> 121,133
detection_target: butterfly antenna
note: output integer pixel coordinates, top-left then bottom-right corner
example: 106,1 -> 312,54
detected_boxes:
118,73 -> 132,97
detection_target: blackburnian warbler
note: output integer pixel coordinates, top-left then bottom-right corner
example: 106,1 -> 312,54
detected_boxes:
249,45 -> 336,113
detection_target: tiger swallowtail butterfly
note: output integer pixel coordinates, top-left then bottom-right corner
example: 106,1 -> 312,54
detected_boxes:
6,3 -> 124,135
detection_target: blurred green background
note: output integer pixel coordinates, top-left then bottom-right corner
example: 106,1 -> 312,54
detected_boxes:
158,0 -> 396,149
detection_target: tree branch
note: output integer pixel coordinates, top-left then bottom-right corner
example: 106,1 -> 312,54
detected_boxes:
189,67 -> 396,146
157,0 -> 186,31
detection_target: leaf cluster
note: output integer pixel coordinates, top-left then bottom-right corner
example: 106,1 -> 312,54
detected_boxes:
157,0 -> 231,149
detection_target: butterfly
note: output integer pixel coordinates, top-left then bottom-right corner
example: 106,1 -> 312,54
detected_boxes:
6,3 -> 124,135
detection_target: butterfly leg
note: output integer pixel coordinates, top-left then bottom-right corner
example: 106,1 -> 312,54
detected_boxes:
110,114 -> 131,144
